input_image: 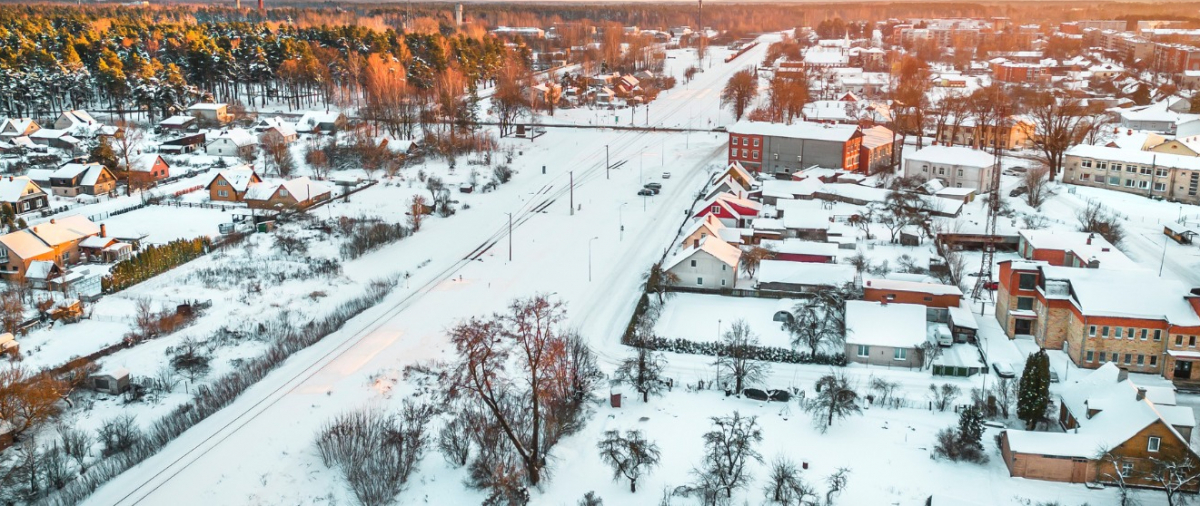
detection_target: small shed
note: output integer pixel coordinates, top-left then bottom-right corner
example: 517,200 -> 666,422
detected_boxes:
0,332 -> 17,358
772,298 -> 796,323
91,367 -> 131,395
1165,222 -> 1199,245
948,306 -> 979,343
899,226 -> 923,246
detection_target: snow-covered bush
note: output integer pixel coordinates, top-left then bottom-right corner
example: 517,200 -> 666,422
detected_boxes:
314,403 -> 434,506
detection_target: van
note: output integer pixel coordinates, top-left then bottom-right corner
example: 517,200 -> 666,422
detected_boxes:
935,325 -> 953,347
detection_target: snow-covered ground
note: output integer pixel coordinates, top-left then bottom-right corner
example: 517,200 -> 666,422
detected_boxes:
655,293 -> 798,349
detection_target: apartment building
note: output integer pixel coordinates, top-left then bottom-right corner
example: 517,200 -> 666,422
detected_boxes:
1062,144 -> 1200,205
727,120 -> 863,174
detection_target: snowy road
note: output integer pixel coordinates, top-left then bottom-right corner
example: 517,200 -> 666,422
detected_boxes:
84,37 -> 774,506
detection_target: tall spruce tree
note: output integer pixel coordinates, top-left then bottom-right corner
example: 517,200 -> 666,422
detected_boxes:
1017,350 -> 1051,430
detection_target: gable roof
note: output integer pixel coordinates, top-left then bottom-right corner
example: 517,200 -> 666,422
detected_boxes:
757,260 -> 855,287
57,110 -> 96,128
845,300 -> 930,347
127,154 -> 167,173
244,177 -> 331,202
205,167 -> 260,192
208,129 -> 257,148
728,120 -> 861,143
663,236 -> 741,271
0,176 -> 43,202
51,162 -> 100,180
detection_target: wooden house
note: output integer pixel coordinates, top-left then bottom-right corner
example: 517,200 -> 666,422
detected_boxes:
205,167 -> 262,202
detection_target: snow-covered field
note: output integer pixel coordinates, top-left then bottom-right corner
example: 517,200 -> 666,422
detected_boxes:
655,293 -> 797,349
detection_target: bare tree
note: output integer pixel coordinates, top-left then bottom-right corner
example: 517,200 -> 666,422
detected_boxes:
804,371 -> 862,433
721,69 -> 759,121
597,429 -> 662,493
408,195 -> 427,232
991,377 -> 1018,419
0,366 -> 65,436
928,383 -> 961,412
868,377 -> 900,408
642,262 -> 680,305
0,290 -> 23,334
1023,166 -> 1055,208
112,121 -> 145,180
824,468 -> 851,506
1026,91 -> 1089,182
740,246 -> 776,277
614,347 -> 670,403
1076,201 -> 1126,245
715,319 -> 771,393
1096,449 -> 1135,506
1147,451 -> 1200,506
493,53 -> 531,137
696,411 -> 764,499
784,288 -> 848,353
314,403 -> 434,506
762,456 -> 819,505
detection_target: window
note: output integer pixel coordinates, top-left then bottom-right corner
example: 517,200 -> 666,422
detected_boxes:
1124,179 -> 1135,188
1113,163 -> 1123,171
218,190 -> 228,197
1082,159 -> 1093,168
1149,436 -> 1161,452
753,138 -> 760,147
957,168 -> 964,177
1080,174 -> 1090,181
857,345 -> 869,357
1018,273 -> 1037,290
1097,161 -> 1108,170
1141,166 -> 1153,175
732,137 -> 740,146
1178,335 -> 1185,346
1192,335 -> 1197,348
773,153 -> 779,160
711,205 -> 720,214
1151,355 -> 1158,366
218,179 -> 228,186
741,149 -> 748,157
279,189 -> 289,197
1124,353 -> 1132,365
1155,329 -> 1162,341
922,164 -> 929,173
1121,462 -> 1134,477
1089,325 -> 1097,337
720,279 -> 726,286
690,260 -> 697,267
1109,176 -> 1120,185
1102,326 -> 1110,338
721,264 -> 727,271
894,348 -> 908,360
1137,354 -> 1145,366
1016,297 -> 1034,311
752,150 -> 759,160
938,167 -> 946,175
1141,329 -> 1148,341
1139,180 -> 1150,189
1099,353 -> 1107,363
1115,327 -> 1123,339
1086,350 -> 1094,362
1157,168 -> 1170,177
1155,182 -> 1168,192
696,277 -> 703,285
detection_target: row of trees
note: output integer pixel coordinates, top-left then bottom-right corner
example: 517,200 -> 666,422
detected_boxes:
101,237 -> 211,293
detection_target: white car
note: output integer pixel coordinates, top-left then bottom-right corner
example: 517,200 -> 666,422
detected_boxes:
662,172 -> 671,179
992,362 -> 1016,379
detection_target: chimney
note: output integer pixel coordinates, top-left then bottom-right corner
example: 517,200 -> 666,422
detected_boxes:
100,224 -> 106,238
1137,387 -> 1147,401
1127,129 -> 1133,136
258,0 -> 263,10
1086,233 -> 1094,245
1117,367 -> 1129,383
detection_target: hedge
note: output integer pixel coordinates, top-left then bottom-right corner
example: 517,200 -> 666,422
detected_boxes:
634,335 -> 847,366
102,237 -> 212,293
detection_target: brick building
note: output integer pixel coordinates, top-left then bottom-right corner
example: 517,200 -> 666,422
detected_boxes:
862,278 -> 963,308
996,260 -> 1200,382
727,120 -> 863,174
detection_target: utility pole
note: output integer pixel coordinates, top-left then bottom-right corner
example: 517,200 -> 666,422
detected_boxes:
606,145 -> 610,180
507,212 -> 513,261
570,171 -> 574,216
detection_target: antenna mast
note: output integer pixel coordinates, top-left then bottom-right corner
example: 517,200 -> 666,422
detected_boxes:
970,104 -> 1005,301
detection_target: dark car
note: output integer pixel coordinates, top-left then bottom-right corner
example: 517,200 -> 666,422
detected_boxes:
637,188 -> 655,196
1009,186 -> 1028,198
644,182 -> 662,191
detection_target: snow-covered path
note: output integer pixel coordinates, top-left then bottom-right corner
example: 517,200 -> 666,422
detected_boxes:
83,37 -> 773,506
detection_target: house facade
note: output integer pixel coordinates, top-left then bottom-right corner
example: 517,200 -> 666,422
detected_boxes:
243,177 -> 332,211
862,278 -> 963,308
187,102 -> 232,124
903,146 -> 999,192
48,163 -> 117,197
844,301 -> 929,368
0,215 -> 101,278
205,168 -> 261,202
663,237 -> 740,289
0,176 -> 49,214
124,154 -> 171,187
727,120 -> 863,174
206,130 -> 258,158
1062,144 -> 1200,205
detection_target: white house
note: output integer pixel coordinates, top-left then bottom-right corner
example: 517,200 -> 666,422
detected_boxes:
844,300 -> 930,368
663,237 -> 741,289
53,110 -> 98,132
206,129 -> 258,157
904,146 -> 999,193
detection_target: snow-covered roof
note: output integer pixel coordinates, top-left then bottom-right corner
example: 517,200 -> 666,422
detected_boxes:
1019,229 -> 1134,268
160,115 -> 195,126
30,128 -> 68,140
3,118 -> 37,134
756,260 -> 855,288
209,129 -> 257,148
758,239 -> 839,257
0,176 -> 42,202
664,236 -> 741,271
51,163 -> 98,179
906,146 -> 996,168
127,154 -> 165,173
845,300 -> 930,348
1040,266 -> 1200,326
728,120 -> 860,143
814,183 -> 890,203
761,179 -> 823,199
187,102 -> 227,111
0,230 -> 51,258
863,278 -> 963,296
79,236 -> 116,249
58,110 -> 96,127
296,111 -> 344,131
244,177 -> 332,202
1065,144 -> 1200,171
29,215 -> 100,246
25,260 -> 57,280
860,125 -> 894,149
948,306 -> 979,330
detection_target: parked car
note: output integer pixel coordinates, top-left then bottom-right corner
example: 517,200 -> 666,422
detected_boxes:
1050,369 -> 1060,383
992,362 -> 1016,378
662,172 -> 671,179
644,182 -> 662,191
1009,186 -> 1028,198
637,188 -> 655,196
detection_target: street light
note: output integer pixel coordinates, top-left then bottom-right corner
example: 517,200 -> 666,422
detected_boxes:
588,236 -> 599,282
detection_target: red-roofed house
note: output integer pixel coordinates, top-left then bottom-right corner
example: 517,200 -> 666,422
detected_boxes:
693,194 -> 762,228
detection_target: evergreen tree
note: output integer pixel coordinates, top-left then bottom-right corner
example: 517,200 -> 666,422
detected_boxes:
958,405 -> 985,450
1017,350 -> 1051,430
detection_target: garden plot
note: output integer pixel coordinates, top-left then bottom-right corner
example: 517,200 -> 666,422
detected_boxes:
654,293 -> 796,349
98,205 -> 233,244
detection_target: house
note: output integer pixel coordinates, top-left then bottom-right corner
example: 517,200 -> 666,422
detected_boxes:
261,124 -> 298,144
243,177 -> 333,211
377,137 -> 422,157
693,194 -> 761,228
904,146 -> 999,193
0,176 -> 48,214
1063,143 -> 1200,205
90,366 -> 131,395
719,161 -> 757,189
53,110 -> 98,132
48,163 -> 117,197
29,129 -> 82,153
295,111 -> 347,134
1000,363 -> 1199,491
206,129 -> 258,158
158,115 -> 198,132
759,178 -> 823,205
186,102 -> 232,124
79,231 -> 132,263
0,118 -> 39,140
704,175 -> 754,202
995,260 -> 1200,383
862,278 -> 963,308
26,260 -> 64,289
158,133 -> 206,155
1017,229 -> 1135,269
728,120 -> 863,174
844,300 -> 930,368
663,237 -> 741,289
0,332 -> 16,359
934,115 -> 1035,150
756,260 -> 855,293
680,215 -> 745,248
757,239 -> 838,263
123,154 -> 171,187
205,167 -> 262,202
775,201 -> 831,240
0,215 -> 101,278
